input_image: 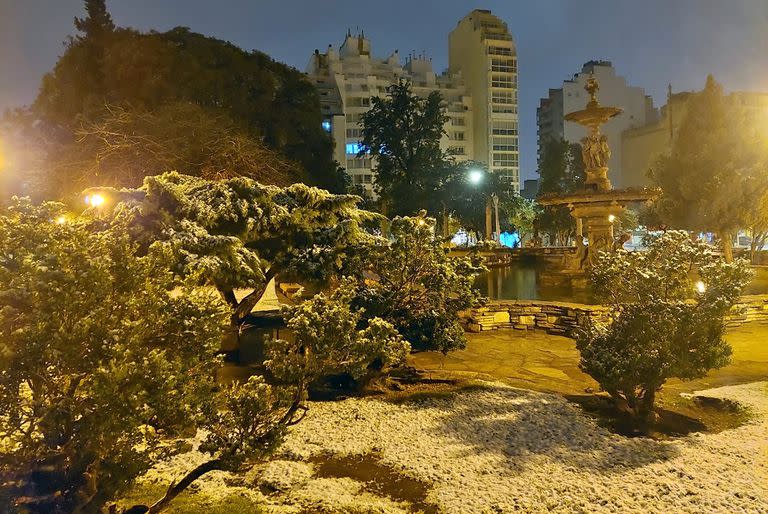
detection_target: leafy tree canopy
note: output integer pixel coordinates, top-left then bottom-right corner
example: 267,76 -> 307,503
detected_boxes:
31,2 -> 344,192
650,75 -> 768,261
359,81 -> 451,216
45,102 -> 302,197
537,138 -> 585,245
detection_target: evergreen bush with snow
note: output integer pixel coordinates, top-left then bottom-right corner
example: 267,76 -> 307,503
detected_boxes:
577,230 -> 752,421
347,215 -> 485,353
0,199 -> 229,512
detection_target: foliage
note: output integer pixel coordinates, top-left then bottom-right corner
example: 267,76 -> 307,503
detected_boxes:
503,196 -> 541,245
537,138 -> 584,245
441,161 -> 517,238
32,2 -> 344,192
144,285 -> 408,513
346,214 -> 485,353
577,231 -> 752,421
267,283 -> 409,388
96,173 -> 379,334
0,199 -> 229,512
44,102 -> 301,197
359,81 -> 451,215
649,75 -> 768,261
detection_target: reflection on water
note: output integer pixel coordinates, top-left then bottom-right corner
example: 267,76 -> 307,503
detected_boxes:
475,265 -> 768,304
474,264 -> 595,304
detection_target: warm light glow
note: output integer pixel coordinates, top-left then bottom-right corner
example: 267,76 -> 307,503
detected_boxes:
608,214 -> 616,223
417,219 -> 426,226
55,215 -> 67,225
468,169 -> 484,185
86,194 -> 105,207
696,281 -> 707,293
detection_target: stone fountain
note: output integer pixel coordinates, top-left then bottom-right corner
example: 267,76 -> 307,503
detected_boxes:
538,75 -> 658,272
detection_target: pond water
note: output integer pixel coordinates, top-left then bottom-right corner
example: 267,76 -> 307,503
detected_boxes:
474,264 -> 768,304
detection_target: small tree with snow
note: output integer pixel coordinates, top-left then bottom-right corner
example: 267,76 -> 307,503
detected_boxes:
577,230 -> 751,421
144,283 -> 408,512
346,214 -> 485,353
92,172 -> 380,338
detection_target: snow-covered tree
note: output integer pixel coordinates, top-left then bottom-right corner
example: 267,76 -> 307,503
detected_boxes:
93,172 -> 380,337
577,231 -> 752,422
346,214 -> 485,353
144,283 -> 408,513
0,199 -> 229,512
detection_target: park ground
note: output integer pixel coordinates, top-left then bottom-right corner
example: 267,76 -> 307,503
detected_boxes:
117,325 -> 768,513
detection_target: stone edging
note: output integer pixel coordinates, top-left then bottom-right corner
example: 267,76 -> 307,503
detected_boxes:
461,295 -> 768,337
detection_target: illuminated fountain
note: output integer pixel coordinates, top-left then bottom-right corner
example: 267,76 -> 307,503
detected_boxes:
538,75 -> 659,272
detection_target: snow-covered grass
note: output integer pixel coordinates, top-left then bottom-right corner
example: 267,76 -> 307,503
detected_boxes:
122,381 -> 768,513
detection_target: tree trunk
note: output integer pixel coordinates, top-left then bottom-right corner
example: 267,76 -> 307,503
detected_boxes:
637,389 -> 656,421
721,231 -> 734,263
147,458 -> 226,513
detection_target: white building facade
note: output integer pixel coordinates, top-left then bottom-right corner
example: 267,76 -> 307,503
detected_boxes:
306,9 -> 519,196
537,61 -> 656,188
449,9 -> 519,187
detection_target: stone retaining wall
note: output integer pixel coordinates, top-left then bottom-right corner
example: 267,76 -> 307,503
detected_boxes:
461,294 -> 768,338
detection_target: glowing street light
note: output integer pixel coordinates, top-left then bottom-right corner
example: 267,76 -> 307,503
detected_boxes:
608,214 -> 616,223
695,280 -> 707,294
55,215 -> 67,225
85,193 -> 105,207
468,168 -> 484,185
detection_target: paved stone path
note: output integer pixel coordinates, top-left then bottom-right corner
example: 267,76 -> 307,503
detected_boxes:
410,324 -> 768,397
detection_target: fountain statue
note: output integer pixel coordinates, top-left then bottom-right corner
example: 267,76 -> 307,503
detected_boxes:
538,75 -> 659,271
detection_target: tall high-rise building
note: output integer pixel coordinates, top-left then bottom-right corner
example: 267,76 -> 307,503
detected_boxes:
306,9 -> 519,196
537,61 -> 656,189
449,9 -> 519,187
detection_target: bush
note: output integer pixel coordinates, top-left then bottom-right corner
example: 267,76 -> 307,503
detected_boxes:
576,231 -> 752,421
348,215 -> 485,353
0,199 -> 229,512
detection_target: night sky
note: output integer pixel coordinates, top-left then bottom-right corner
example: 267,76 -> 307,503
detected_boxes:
2,0 -> 767,180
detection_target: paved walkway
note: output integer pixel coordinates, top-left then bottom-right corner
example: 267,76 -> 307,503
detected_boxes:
410,324 -> 768,397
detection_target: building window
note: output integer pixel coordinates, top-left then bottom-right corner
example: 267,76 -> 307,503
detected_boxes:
491,74 -> 514,88
492,154 -> 519,167
492,91 -> 516,103
492,105 -> 517,114
346,158 -> 371,169
488,46 -> 512,56
451,132 -> 465,141
492,121 -> 517,135
346,142 -> 365,155
451,117 -> 466,126
449,146 -> 466,155
493,144 -> 518,152
346,128 -> 362,138
491,59 -> 516,73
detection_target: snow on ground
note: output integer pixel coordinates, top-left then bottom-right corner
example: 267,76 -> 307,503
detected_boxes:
275,381 -> 768,513
130,381 -> 768,513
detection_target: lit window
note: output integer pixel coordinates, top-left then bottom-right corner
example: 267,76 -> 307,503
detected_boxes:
346,142 -> 365,154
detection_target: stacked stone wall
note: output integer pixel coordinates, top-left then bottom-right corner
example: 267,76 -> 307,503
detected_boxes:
462,295 -> 768,338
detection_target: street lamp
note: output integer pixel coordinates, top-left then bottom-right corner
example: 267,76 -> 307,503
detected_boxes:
85,193 -> 105,207
695,280 -> 707,294
468,168 -> 484,185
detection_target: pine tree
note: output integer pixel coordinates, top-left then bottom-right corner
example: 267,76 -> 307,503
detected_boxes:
74,0 -> 115,42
